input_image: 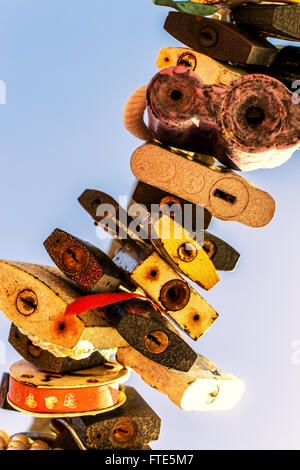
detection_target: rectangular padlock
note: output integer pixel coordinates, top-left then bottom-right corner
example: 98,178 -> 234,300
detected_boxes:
51,420 -> 152,450
0,260 -> 128,358
152,217 -> 240,272
117,347 -> 245,412
65,385 -> 161,450
9,324 -> 109,374
126,205 -> 220,289
131,143 -> 276,228
113,244 -> 218,341
231,4 -> 300,41
164,12 -> 278,65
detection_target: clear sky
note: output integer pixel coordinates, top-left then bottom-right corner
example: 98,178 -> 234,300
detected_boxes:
0,0 -> 300,450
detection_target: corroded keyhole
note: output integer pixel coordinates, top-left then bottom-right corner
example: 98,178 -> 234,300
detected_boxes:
62,246 -> 86,272
245,106 -> 265,126
178,242 -> 197,262
213,188 -> 236,205
144,330 -> 169,355
160,280 -> 190,311
198,27 -> 218,47
27,340 -> 42,359
111,420 -> 137,445
206,385 -> 220,405
170,89 -> 183,101
16,290 -> 38,316
177,52 -> 197,71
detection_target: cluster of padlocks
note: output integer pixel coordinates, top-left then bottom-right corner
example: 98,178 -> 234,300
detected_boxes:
0,0 -> 299,450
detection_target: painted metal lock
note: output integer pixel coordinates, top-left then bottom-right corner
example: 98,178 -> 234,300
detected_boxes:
146,66 -> 300,171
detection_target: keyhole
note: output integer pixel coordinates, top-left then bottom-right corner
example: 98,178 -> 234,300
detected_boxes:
62,246 -> 86,272
16,290 -> 38,316
245,106 -> 265,126
170,89 -> 183,101
111,420 -> 137,445
213,189 -> 236,205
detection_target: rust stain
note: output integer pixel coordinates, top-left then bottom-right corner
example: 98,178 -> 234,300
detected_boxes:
145,266 -> 160,281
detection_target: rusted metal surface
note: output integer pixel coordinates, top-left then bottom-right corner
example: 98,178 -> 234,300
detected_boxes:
44,228 -> 125,293
146,66 -> 300,171
65,386 -> 161,450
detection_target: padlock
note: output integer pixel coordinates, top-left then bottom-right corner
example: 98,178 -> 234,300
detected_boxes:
146,67 -> 300,171
64,385 -> 161,450
113,244 -> 218,341
117,347 -> 245,412
9,324 -> 109,374
0,260 -> 127,358
44,228 -> 133,293
156,47 -> 245,87
164,12 -> 278,65
7,360 -> 129,417
130,181 -> 240,271
231,4 -> 300,41
131,143 -> 276,227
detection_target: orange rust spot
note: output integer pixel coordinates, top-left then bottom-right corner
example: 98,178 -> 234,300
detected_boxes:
202,240 -> 216,259
54,315 -> 79,339
145,266 -> 160,281
159,196 -> 182,219
186,310 -> 202,329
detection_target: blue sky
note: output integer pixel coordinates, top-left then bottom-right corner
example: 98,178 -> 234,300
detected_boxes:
0,0 -> 300,449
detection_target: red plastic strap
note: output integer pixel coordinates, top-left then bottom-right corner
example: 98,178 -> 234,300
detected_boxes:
65,292 -> 151,317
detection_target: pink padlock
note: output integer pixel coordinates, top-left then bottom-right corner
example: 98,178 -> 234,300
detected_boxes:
145,66 -> 300,172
